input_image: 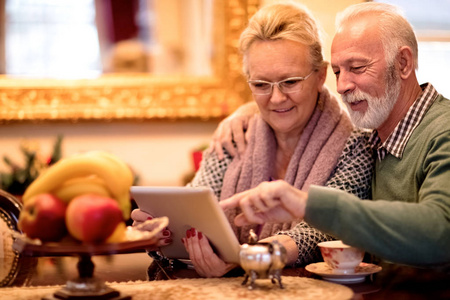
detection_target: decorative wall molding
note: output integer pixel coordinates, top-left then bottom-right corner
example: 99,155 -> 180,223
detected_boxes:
0,0 -> 259,123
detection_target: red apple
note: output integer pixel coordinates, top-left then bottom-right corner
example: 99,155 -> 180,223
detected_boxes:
65,194 -> 123,243
18,193 -> 67,242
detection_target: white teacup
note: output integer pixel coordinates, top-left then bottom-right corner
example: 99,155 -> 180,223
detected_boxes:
318,240 -> 364,274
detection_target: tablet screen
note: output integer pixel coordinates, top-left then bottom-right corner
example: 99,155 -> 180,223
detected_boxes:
130,186 -> 241,264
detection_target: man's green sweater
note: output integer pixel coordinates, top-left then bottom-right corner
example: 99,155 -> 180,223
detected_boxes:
305,94 -> 450,267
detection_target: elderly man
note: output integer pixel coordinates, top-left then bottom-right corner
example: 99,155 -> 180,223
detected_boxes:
218,2 -> 450,268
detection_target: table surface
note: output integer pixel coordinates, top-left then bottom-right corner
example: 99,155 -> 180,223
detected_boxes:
6,252 -> 450,300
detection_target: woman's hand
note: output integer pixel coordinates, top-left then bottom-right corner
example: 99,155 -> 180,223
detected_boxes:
131,208 -> 173,249
209,102 -> 259,159
183,228 -> 238,277
220,180 -> 308,226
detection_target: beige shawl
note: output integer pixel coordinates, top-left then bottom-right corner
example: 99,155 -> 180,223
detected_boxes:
220,87 -> 353,243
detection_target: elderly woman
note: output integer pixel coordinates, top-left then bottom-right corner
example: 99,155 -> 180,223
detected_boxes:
133,2 -> 373,278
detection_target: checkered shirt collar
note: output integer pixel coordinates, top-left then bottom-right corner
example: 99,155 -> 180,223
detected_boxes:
369,83 -> 439,161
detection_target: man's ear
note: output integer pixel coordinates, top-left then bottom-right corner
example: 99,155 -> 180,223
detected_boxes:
397,46 -> 414,79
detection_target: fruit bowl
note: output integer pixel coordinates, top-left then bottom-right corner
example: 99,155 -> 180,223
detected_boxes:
12,216 -> 168,256
11,217 -> 168,300
0,190 -> 38,287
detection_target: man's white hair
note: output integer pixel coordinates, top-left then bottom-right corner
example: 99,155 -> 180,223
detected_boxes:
336,2 -> 418,70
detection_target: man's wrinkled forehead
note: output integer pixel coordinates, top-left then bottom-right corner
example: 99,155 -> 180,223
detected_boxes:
335,14 -> 380,42
332,16 -> 382,53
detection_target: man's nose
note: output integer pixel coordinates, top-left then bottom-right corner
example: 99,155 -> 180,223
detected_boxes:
336,71 -> 355,95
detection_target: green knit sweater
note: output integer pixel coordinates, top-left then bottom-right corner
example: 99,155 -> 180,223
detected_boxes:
305,94 -> 450,268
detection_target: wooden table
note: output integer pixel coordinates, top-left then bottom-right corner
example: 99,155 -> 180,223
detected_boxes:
6,252 -> 450,300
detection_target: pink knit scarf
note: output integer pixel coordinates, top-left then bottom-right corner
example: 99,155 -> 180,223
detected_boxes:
220,87 -> 353,243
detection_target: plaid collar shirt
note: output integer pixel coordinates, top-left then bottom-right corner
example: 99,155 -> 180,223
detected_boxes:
369,83 -> 439,161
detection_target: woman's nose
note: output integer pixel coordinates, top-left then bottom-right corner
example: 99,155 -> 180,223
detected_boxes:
270,85 -> 287,103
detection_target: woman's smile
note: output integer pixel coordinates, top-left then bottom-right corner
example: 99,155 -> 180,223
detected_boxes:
272,106 -> 295,113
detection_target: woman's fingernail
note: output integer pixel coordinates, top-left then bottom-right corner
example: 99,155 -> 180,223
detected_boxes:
163,230 -> 170,237
164,238 -> 172,244
190,228 -> 196,237
147,217 -> 153,220
198,231 -> 203,240
186,229 -> 191,238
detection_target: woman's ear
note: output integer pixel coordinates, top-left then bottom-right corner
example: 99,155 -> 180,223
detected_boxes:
397,46 -> 414,79
316,64 -> 327,91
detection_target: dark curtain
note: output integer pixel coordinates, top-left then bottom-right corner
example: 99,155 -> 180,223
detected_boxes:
95,0 -> 148,72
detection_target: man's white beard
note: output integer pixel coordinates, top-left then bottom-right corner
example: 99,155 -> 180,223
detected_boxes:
342,68 -> 401,129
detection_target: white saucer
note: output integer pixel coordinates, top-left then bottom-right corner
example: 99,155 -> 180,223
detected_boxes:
305,262 -> 382,284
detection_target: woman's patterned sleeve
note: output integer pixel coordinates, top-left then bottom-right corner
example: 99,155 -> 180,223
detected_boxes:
277,222 -> 336,266
277,129 -> 374,267
186,148 -> 232,200
325,128 -> 374,200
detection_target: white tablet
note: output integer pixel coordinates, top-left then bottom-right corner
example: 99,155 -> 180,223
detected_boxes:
130,186 -> 241,264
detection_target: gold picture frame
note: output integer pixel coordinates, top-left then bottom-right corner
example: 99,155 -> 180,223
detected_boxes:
0,0 -> 259,123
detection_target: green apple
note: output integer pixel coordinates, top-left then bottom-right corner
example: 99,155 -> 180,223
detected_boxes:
65,194 -> 124,243
18,193 -> 67,242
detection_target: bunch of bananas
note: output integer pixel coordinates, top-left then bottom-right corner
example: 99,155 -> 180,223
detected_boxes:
22,151 -> 134,219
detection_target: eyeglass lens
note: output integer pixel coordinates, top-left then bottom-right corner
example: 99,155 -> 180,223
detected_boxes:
248,71 -> 314,95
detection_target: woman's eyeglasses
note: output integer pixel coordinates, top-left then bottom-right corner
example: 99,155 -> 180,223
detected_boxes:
247,70 -> 316,96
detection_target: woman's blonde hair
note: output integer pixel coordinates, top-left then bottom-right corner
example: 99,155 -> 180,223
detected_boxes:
239,1 -> 326,76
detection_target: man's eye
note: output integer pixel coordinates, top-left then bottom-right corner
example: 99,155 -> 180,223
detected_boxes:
351,66 -> 366,73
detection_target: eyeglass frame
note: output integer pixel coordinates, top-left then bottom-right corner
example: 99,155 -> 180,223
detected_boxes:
247,69 -> 317,96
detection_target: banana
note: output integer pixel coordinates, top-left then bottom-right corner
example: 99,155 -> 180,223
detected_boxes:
22,151 -> 133,219
81,151 -> 134,218
115,191 -> 132,220
52,175 -> 112,203
85,151 -> 134,187
82,151 -> 133,217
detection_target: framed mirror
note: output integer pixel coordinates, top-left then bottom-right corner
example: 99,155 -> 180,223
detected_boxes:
0,0 -> 259,123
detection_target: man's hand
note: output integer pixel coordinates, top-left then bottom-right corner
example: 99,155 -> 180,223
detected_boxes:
220,180 -> 308,225
209,102 -> 259,159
